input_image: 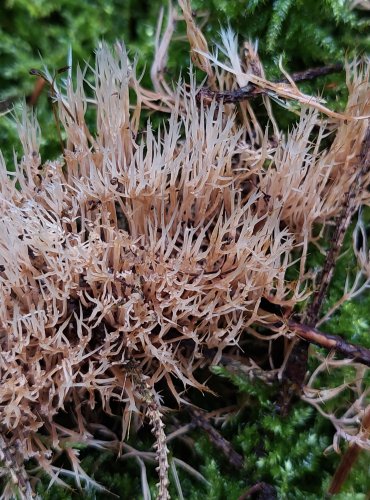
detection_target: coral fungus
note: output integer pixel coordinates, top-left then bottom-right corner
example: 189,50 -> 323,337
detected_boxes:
0,2 -> 370,497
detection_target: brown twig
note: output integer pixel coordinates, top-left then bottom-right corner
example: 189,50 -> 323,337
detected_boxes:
305,124 -> 370,495
328,406 -> 370,495
238,482 -> 277,500
279,123 -> 370,414
0,98 -> 14,114
197,63 -> 343,104
27,76 -> 46,107
288,321 -> 370,367
284,63 -> 343,83
186,405 -> 244,469
307,124 -> 370,323
0,75 -> 47,114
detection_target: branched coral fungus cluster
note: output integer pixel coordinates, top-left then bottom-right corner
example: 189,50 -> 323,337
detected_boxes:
0,1 -> 370,497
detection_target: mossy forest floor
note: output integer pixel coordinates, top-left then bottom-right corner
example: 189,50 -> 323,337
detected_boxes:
1,1 -> 370,498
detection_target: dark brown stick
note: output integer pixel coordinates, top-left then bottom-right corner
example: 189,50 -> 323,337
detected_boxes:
187,405 -> 244,469
27,76 -> 46,107
284,63 -> 343,83
313,126 -> 370,495
0,75 -> 47,114
238,482 -> 277,500
288,321 -> 370,367
307,124 -> 370,324
197,63 -> 343,104
0,98 -> 13,114
280,123 -> 370,414
328,406 -> 370,495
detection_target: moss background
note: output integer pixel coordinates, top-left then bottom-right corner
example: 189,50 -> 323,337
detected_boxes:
1,1 -> 370,498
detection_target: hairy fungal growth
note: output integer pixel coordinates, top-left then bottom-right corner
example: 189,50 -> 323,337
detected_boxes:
0,2 -> 370,497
